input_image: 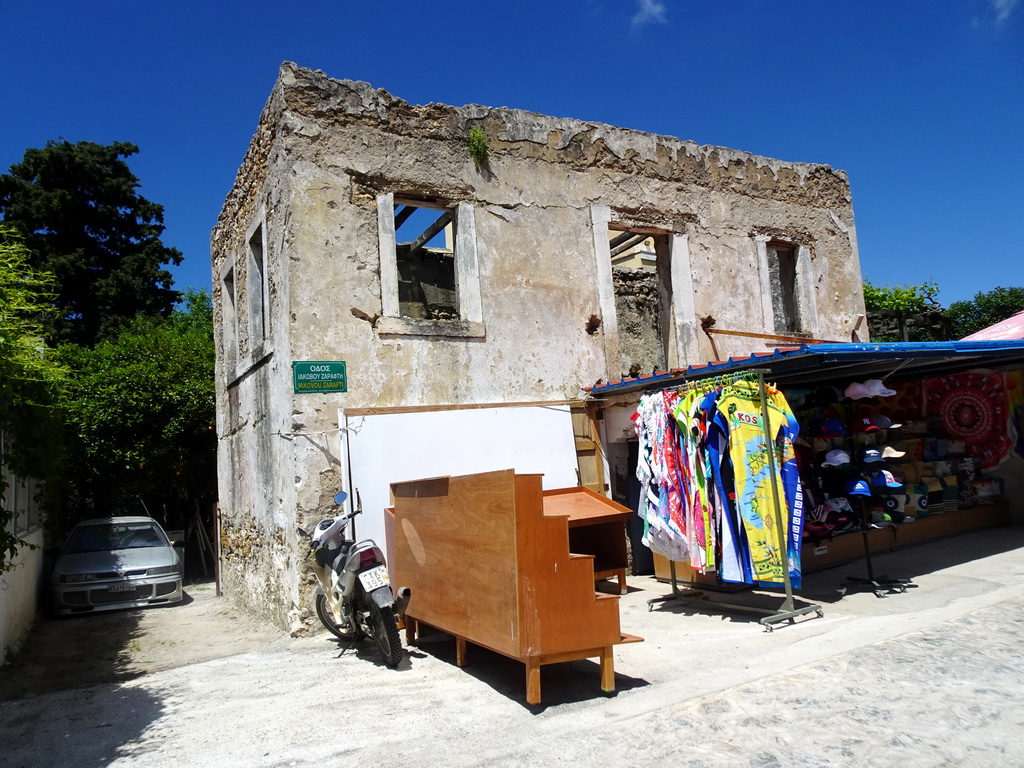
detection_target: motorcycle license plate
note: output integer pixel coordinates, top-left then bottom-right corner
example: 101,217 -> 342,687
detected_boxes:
358,566 -> 390,591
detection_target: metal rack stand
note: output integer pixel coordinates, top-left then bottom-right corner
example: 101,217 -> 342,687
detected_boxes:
842,496 -> 914,598
645,370 -> 823,631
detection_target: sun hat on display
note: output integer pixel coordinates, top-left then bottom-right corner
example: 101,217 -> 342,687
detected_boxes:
844,379 -> 898,400
843,381 -> 873,400
863,379 -> 897,397
821,449 -> 851,467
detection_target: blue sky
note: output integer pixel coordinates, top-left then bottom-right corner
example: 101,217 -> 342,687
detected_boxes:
2,1 -> 1021,307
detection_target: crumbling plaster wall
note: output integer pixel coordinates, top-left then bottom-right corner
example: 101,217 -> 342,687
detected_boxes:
272,61 -> 863,382
211,78 -> 309,628
212,62 -> 866,627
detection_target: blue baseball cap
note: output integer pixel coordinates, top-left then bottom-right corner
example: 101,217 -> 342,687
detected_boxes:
845,479 -> 872,497
861,447 -> 885,464
818,417 -> 846,438
870,469 -> 904,489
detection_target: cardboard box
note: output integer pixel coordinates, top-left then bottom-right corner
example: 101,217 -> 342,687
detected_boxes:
652,552 -> 724,587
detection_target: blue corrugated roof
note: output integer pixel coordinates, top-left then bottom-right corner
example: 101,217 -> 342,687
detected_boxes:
585,340 -> 1024,397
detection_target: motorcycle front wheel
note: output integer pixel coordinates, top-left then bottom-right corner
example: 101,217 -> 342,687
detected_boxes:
315,592 -> 363,641
369,600 -> 402,667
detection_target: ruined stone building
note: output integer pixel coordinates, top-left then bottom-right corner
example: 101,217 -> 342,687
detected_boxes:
212,62 -> 867,628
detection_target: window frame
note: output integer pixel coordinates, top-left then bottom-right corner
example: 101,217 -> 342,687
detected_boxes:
219,257 -> 239,370
376,192 -> 484,338
246,213 -> 270,351
755,236 -> 818,337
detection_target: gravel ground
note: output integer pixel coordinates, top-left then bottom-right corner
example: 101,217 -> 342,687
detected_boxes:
3,528 -> 1024,767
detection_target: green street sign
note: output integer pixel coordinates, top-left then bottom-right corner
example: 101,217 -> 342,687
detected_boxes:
292,361 -> 347,394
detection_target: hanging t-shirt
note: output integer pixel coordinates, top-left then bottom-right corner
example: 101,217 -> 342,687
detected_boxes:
633,391 -> 690,562
768,385 -> 804,589
673,390 -> 713,571
702,388 -> 749,584
715,380 -> 791,586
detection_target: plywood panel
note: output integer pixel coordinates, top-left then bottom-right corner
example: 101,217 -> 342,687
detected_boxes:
343,404 -> 579,563
392,468 -> 639,703
543,486 -> 630,586
392,471 -> 522,657
517,475 -> 621,657
543,486 -> 632,525
571,404 -> 606,495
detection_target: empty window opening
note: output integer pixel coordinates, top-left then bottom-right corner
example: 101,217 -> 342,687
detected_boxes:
221,265 -> 238,363
610,231 -> 658,272
393,200 -> 458,320
248,223 -> 267,342
609,227 -> 670,377
766,241 -> 800,334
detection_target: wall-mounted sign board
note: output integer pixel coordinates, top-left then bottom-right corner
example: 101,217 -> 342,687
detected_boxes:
292,361 -> 347,393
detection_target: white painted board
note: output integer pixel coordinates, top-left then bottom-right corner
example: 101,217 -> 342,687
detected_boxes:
339,404 -> 579,560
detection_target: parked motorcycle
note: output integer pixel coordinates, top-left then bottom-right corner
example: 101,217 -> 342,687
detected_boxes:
299,490 -> 410,667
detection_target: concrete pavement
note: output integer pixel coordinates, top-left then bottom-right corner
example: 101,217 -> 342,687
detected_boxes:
2,525 -> 1023,767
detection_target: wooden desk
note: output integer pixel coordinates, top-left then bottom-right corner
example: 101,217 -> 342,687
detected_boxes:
391,470 -> 642,705
542,486 -> 631,595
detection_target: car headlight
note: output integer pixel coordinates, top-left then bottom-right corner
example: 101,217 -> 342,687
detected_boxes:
61,573 -> 97,583
147,565 -> 180,576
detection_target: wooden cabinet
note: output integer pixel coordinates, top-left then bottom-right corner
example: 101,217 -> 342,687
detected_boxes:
542,485 -> 631,594
390,469 -> 641,705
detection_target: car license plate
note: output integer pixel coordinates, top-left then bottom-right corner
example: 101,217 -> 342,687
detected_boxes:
108,583 -> 135,593
358,566 -> 390,591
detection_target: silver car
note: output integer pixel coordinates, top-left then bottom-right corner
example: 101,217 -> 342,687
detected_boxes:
51,516 -> 183,615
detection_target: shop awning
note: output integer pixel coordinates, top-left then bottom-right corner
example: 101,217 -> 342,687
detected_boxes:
586,340 -> 1024,397
961,311 -> 1024,342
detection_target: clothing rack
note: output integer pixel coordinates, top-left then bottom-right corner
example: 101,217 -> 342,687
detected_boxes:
645,368 -> 823,631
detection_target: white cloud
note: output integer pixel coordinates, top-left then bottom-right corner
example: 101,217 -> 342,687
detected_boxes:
631,0 -> 667,30
992,0 -> 1020,24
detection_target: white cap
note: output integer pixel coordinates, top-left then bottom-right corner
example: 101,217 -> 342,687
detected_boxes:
864,379 -> 897,397
822,449 -> 851,467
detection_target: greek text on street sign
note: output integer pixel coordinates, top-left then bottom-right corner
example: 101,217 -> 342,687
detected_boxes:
292,361 -> 347,393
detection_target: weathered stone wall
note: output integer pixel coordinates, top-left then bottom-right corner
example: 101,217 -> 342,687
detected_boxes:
614,268 -> 664,377
212,62 -> 866,627
211,78 -> 308,628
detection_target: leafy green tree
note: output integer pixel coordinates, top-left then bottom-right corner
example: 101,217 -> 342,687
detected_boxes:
862,279 -> 950,342
56,289 -> 215,528
946,286 -> 1024,339
0,140 -> 182,346
0,227 -> 66,571
862,279 -> 940,313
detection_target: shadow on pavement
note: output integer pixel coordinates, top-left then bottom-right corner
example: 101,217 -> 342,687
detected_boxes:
408,627 -> 650,712
0,682 -> 170,768
801,524 -> 1024,596
0,581 -> 209,702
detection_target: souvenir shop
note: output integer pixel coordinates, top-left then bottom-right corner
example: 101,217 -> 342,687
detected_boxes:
588,341 -> 1024,610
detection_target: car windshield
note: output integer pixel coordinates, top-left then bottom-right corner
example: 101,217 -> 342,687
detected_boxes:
63,522 -> 168,554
